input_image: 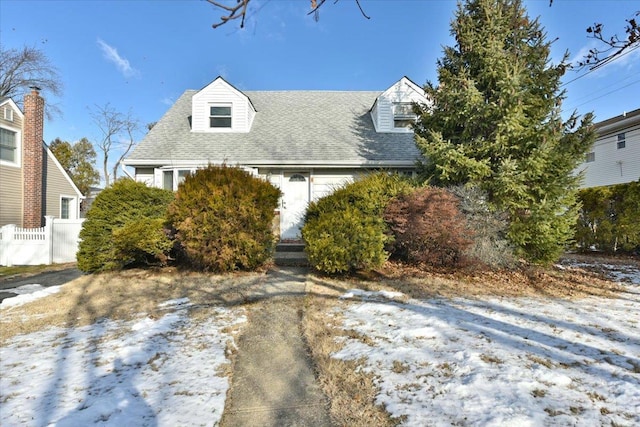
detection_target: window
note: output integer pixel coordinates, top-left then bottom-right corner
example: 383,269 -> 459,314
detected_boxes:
617,133 -> 626,149
210,105 -> 232,128
177,170 -> 190,185
3,107 -> 13,121
585,152 -> 595,163
288,173 -> 306,182
0,128 -> 17,163
61,197 -> 72,219
393,102 -> 416,129
163,171 -> 173,190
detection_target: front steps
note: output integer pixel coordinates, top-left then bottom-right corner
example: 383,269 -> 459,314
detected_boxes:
274,242 -> 308,266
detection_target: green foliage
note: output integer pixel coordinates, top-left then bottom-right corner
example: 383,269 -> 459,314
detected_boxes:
167,165 -> 281,272
303,207 -> 388,274
77,179 -> 174,272
50,137 -> 100,196
302,172 -> 412,274
451,186 -> 516,268
384,187 -> 473,267
414,0 -> 596,264
575,181 -> 640,253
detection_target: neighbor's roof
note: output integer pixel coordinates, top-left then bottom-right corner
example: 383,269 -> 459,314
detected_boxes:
125,90 -> 421,167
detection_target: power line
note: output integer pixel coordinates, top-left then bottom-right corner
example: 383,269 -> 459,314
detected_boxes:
561,44 -> 640,88
563,78 -> 640,113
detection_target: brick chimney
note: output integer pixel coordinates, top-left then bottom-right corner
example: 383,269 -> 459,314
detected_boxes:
23,87 -> 45,228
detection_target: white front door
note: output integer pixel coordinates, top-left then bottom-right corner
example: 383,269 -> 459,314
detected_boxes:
281,172 -> 310,240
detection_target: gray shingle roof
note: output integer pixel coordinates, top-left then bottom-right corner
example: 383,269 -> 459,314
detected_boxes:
125,90 -> 421,166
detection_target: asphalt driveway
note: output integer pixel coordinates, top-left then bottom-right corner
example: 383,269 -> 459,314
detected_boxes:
0,268 -> 83,303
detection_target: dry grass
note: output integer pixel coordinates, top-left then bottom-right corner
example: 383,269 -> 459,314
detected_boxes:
342,256 -> 632,300
302,276 -> 398,427
0,267 -> 265,344
300,254 -> 636,426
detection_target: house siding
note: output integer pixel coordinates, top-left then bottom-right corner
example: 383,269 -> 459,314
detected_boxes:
372,77 -> 426,133
44,151 -> 81,219
577,116 -> 640,188
191,79 -> 254,133
0,102 -> 24,226
1,105 -> 23,132
0,165 -> 22,226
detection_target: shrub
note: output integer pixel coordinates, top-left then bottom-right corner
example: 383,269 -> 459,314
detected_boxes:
167,165 -> 281,272
451,185 -> 516,269
575,180 -> 640,253
302,173 -> 412,274
384,187 -> 473,268
302,207 -> 387,274
77,179 -> 175,273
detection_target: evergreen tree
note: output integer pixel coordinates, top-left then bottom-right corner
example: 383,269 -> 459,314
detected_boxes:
415,0 -> 596,264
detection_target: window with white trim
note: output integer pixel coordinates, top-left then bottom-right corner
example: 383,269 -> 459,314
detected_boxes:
61,197 -> 73,219
210,104 -> 232,128
0,127 -> 17,163
163,171 -> 173,190
393,102 -> 416,129
617,133 -> 626,149
585,152 -> 595,163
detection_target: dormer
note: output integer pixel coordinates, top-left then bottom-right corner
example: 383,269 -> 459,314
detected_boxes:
370,77 -> 428,133
191,77 -> 256,133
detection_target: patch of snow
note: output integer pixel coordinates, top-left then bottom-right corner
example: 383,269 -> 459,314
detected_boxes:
340,289 -> 405,301
333,263 -> 640,426
0,284 -> 62,309
1,300 -> 246,427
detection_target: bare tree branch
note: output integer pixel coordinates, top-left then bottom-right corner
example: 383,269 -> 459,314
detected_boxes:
90,104 -> 139,187
207,0 -> 370,29
577,11 -> 640,70
0,44 -> 63,119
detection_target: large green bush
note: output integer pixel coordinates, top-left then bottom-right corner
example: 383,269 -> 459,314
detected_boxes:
77,179 -> 175,273
167,165 -> 281,272
384,187 -> 473,268
302,172 -> 412,274
575,180 -> 640,253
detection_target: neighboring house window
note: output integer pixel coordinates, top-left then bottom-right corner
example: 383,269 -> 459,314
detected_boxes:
0,127 -> 17,163
617,133 -> 626,149
585,152 -> 595,163
210,105 -> 232,128
163,171 -> 173,190
61,197 -> 74,219
3,107 -> 13,121
393,103 -> 416,129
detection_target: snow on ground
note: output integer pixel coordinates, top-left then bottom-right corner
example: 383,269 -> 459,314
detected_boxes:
0,284 -> 62,308
1,298 -> 246,427
333,263 -> 640,426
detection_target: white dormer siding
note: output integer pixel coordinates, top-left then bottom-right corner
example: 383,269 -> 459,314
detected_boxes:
191,77 -> 256,133
371,77 -> 428,133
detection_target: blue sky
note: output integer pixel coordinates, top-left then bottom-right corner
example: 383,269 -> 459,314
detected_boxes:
1,0 -> 639,153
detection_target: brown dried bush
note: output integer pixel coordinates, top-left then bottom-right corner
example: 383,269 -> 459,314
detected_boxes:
384,187 -> 473,267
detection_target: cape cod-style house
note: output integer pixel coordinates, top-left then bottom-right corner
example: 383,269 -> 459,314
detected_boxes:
124,76 -> 428,240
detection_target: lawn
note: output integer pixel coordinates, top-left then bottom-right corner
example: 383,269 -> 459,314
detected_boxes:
1,257 -> 638,426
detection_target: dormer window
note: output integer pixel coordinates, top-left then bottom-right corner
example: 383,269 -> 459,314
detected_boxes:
210,104 -> 232,128
393,102 -> 416,129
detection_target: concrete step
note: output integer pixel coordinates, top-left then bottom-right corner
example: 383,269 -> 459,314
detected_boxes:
274,243 -> 308,266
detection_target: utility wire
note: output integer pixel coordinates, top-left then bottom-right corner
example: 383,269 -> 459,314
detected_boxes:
561,44 -> 640,88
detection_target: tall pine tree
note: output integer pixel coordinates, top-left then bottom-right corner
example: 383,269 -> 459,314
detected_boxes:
415,0 -> 595,264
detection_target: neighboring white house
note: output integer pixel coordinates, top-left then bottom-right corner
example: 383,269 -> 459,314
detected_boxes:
123,76 -> 428,240
576,108 -> 640,188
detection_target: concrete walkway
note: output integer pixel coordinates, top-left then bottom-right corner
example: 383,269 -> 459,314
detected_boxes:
220,267 -> 332,427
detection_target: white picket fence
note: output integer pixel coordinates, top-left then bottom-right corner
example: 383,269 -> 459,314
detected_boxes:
0,216 -> 85,266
